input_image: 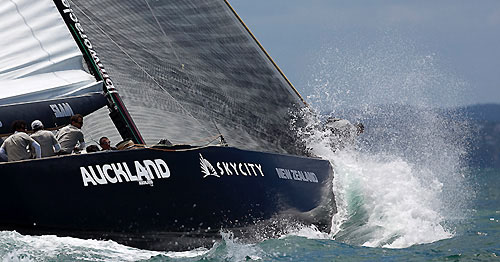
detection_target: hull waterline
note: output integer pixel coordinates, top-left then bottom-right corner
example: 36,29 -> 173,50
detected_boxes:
0,146 -> 335,251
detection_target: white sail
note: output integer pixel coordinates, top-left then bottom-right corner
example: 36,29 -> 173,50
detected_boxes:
0,0 -> 101,105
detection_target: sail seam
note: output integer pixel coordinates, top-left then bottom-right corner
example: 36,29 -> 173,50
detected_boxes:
9,0 -> 72,86
143,0 -> 184,71
71,2 -> 214,138
143,0 -> 214,136
58,1 -> 145,144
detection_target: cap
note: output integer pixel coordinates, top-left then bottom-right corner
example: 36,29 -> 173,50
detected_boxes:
31,120 -> 44,130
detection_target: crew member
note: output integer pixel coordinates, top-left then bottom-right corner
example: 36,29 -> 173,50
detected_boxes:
85,145 -> 100,153
324,117 -> 364,151
0,120 -> 41,162
56,114 -> 85,154
99,136 -> 117,151
30,120 -> 60,157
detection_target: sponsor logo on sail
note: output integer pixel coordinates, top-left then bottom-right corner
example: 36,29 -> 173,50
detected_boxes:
50,103 -> 74,118
80,159 -> 170,187
199,154 -> 264,178
275,168 -> 319,183
58,0 -> 116,92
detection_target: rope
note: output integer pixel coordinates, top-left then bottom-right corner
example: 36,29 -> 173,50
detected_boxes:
112,134 -> 225,152
70,1 -> 214,137
153,134 -> 224,148
145,144 -> 213,152
184,134 -> 226,146
144,134 -> 225,152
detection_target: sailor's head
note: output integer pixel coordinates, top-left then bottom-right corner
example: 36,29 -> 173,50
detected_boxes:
86,145 -> 100,153
326,117 -> 341,123
356,123 -> 364,134
31,120 -> 44,132
11,120 -> 27,132
99,136 -> 111,150
70,114 -> 84,129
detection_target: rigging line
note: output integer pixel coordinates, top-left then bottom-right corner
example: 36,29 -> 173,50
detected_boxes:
211,120 -> 228,146
179,134 -> 222,145
143,0 -> 214,135
146,136 -> 223,152
70,2 -> 213,136
143,0 -> 184,69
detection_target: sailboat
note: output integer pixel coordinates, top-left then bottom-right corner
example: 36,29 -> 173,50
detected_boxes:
0,0 -> 336,251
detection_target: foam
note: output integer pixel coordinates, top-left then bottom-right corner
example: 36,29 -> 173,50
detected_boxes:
294,32 -> 473,248
0,231 -> 207,261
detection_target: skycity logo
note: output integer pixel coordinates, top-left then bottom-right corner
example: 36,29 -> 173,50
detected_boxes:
80,159 -> 170,187
199,154 -> 264,178
200,154 -> 218,178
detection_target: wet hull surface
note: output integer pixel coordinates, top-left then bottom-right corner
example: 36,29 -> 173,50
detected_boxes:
0,146 -> 334,251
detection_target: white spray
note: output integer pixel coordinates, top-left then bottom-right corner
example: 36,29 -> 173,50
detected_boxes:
295,32 -> 473,248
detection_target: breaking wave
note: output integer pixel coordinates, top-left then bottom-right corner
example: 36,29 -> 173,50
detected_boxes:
295,32 -> 474,248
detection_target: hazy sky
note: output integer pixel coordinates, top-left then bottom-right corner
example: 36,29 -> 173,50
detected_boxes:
230,0 -> 500,107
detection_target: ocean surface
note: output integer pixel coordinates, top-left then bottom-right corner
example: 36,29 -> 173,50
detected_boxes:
1,164 -> 497,261
3,19 -> 499,261
2,90 -> 499,261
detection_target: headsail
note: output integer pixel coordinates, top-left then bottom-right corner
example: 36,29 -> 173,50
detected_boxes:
72,0 -> 303,153
73,0 -> 307,155
0,0 -> 106,134
52,0 -> 145,144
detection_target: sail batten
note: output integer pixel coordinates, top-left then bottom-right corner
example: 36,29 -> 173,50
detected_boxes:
0,0 -> 108,131
1,0 -> 85,79
0,0 -> 102,98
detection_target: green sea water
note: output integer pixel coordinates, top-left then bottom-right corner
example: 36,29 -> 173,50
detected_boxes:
0,168 -> 497,262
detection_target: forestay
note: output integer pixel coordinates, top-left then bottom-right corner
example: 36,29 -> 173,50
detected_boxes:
74,0 -> 307,155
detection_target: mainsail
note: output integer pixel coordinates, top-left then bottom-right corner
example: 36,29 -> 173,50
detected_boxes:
0,0 -> 107,135
72,0 -> 307,155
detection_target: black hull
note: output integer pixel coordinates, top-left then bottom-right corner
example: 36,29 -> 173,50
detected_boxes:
0,146 -> 335,251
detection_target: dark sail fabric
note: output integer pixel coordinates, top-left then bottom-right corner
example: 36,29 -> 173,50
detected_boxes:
73,0 -> 305,155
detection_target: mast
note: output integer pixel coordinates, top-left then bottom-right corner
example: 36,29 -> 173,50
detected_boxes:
53,0 -> 145,144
